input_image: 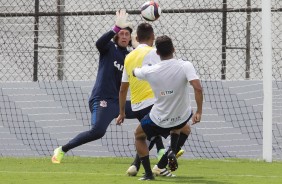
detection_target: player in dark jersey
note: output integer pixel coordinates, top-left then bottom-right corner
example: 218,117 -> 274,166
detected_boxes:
51,10 -> 135,163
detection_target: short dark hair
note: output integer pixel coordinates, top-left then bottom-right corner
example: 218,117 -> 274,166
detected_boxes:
155,35 -> 174,58
137,23 -> 154,42
123,26 -> 133,34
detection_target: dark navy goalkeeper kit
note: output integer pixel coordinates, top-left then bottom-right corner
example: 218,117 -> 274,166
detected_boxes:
89,30 -> 129,103
61,30 -> 134,152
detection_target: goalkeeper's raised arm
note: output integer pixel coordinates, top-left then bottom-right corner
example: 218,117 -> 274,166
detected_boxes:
96,9 -> 133,53
51,10 -> 135,164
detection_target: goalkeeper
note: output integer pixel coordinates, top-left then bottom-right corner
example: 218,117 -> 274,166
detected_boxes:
52,10 -> 136,163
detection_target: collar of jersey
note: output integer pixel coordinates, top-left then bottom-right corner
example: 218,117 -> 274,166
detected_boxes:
136,44 -> 150,49
161,58 -> 175,63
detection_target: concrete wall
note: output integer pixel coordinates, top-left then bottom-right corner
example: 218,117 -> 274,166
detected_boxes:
0,80 -> 281,160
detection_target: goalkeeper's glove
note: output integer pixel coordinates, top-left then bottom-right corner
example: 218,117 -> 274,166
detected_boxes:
113,9 -> 133,33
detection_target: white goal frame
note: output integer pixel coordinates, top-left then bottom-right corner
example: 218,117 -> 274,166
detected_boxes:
262,0 -> 272,162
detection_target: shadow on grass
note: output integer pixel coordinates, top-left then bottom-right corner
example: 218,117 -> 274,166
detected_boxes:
155,176 -> 230,184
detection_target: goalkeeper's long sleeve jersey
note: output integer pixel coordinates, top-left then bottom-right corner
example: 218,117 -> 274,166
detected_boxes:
88,29 -> 130,105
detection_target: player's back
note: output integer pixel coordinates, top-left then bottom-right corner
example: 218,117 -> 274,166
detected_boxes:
145,59 -> 197,128
147,58 -> 189,107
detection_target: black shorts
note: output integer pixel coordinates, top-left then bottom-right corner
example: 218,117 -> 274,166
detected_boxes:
133,105 -> 153,121
140,113 -> 193,140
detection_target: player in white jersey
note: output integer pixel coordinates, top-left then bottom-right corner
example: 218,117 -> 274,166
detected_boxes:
132,35 -> 203,179
117,23 -> 167,180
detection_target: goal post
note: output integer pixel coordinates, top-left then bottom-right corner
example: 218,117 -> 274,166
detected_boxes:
262,0 -> 272,162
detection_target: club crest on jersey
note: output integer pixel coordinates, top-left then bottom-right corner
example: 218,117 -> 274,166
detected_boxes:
160,90 -> 174,96
114,61 -> 124,71
100,100 -> 107,107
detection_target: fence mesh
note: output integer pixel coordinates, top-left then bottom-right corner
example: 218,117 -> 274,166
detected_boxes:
0,0 -> 281,159
1,0 -> 281,81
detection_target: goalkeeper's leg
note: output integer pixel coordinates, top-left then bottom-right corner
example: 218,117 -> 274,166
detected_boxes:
52,122 -> 110,164
52,100 -> 118,164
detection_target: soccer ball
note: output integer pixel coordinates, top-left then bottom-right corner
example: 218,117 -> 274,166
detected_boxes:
140,1 -> 161,21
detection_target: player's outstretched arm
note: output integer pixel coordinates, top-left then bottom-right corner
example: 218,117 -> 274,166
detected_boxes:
189,79 -> 203,124
116,82 -> 129,125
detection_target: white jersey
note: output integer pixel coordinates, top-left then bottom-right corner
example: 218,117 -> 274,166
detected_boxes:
134,58 -> 199,128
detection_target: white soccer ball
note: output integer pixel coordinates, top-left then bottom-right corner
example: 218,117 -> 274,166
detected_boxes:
140,1 -> 161,21
126,165 -> 138,176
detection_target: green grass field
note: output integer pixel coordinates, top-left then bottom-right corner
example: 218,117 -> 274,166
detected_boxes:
0,157 -> 281,184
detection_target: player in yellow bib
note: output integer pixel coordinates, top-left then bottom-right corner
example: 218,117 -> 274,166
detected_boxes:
124,46 -> 155,105
118,23 -> 187,180
117,23 -> 168,180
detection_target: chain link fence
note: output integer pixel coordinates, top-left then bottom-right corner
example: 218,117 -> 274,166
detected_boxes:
0,0 -> 282,159
1,0 -> 281,81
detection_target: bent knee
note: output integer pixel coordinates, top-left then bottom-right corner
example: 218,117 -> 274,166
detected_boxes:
181,124 -> 191,135
134,125 -> 147,141
89,128 -> 106,140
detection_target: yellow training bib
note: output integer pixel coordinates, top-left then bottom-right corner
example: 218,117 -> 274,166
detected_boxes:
124,46 -> 155,104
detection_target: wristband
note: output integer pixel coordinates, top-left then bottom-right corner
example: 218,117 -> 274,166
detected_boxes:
112,25 -> 121,33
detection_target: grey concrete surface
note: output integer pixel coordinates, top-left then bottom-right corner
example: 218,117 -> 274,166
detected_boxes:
0,80 -> 281,160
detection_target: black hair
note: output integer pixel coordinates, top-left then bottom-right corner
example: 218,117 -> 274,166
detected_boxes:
137,23 -> 154,42
123,27 -> 133,34
155,35 -> 174,58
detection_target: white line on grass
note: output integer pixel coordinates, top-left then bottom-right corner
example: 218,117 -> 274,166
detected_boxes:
0,171 -> 124,176
222,174 -> 282,178
0,171 -> 281,178
188,173 -> 282,178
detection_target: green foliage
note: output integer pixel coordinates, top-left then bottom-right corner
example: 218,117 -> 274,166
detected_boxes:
0,157 -> 281,184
